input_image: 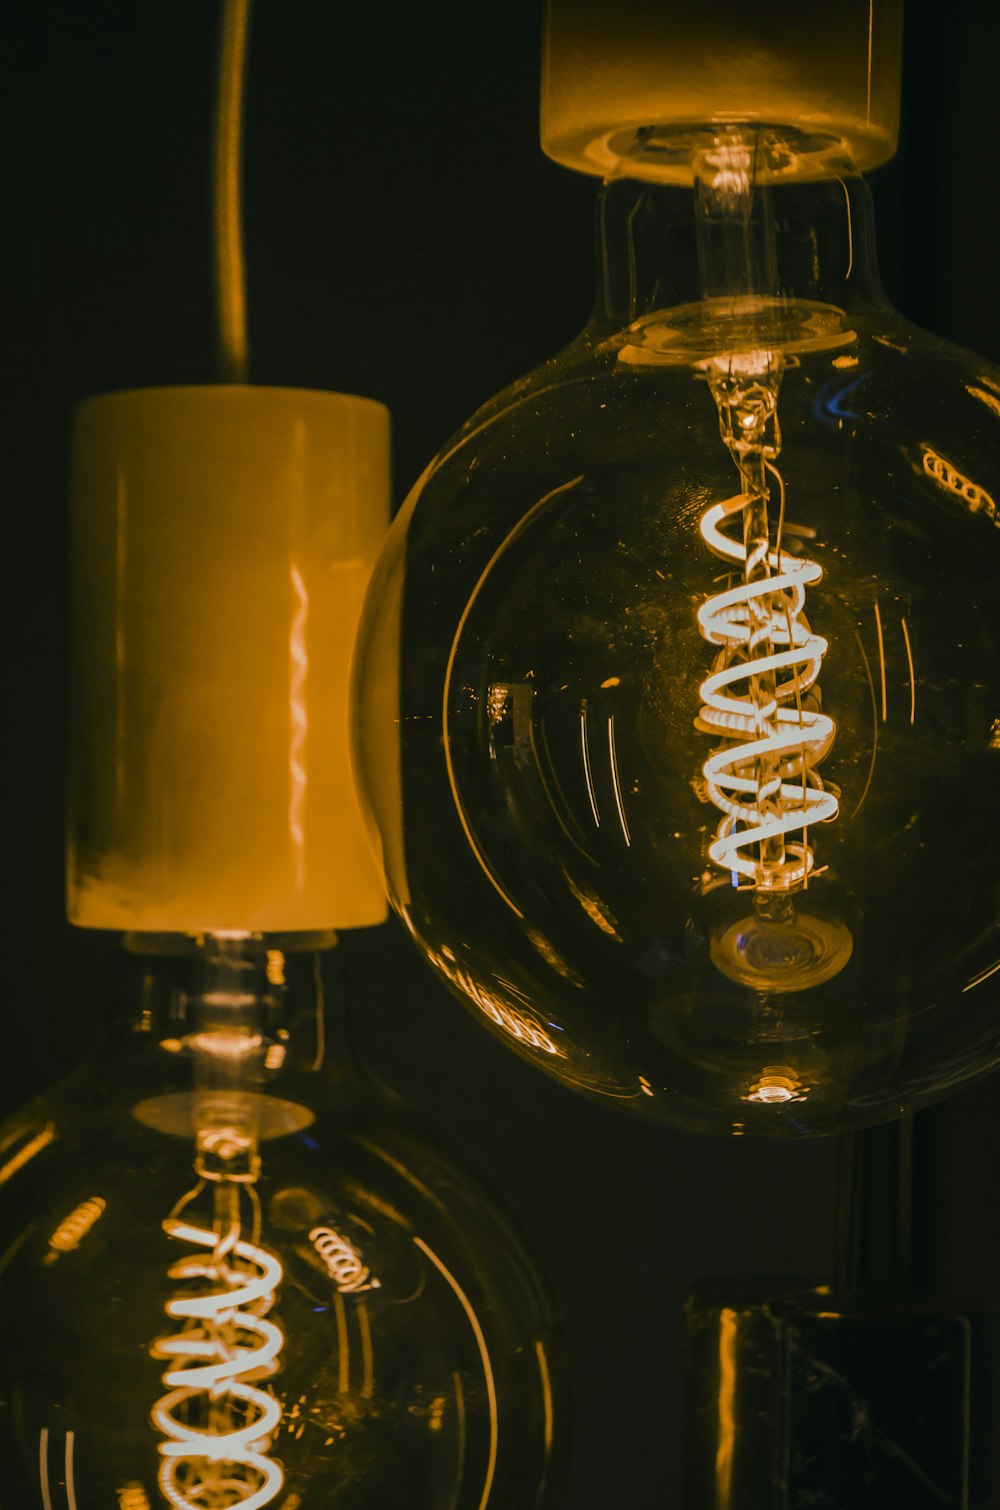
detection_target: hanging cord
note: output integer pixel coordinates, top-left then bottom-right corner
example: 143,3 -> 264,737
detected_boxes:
213,0 -> 252,382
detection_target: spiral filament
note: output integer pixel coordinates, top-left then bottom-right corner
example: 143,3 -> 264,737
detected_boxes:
150,1213 -> 285,1510
744,1065 -> 807,1104
309,1226 -> 380,1293
117,1485 -> 153,1510
697,354 -> 838,890
46,1195 -> 106,1259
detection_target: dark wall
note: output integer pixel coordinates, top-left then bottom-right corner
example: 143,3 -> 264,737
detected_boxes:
2,3 -> 998,1503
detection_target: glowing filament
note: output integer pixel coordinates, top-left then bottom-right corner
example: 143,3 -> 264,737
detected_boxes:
697,487 -> 838,887
47,1197 -> 106,1258
117,1486 -> 152,1510
745,1066 -> 806,1104
309,1226 -> 380,1293
151,1217 -> 285,1510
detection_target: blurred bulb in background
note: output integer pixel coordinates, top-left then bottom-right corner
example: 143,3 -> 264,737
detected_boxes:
353,0 -> 1000,1135
0,933 -> 565,1507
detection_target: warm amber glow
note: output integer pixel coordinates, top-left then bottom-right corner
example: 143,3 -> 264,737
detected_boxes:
288,564 -> 309,893
438,958 -> 564,1058
213,0 -> 250,383
922,445 -> 998,525
541,0 -> 903,183
698,361 -> 838,891
715,1308 -> 736,1507
47,1197 -> 106,1258
535,1338 -> 555,1455
963,958 -> 1000,995
745,1065 -> 806,1104
117,1485 -> 152,1510
0,1125 -> 55,1188
309,1226 -> 380,1293
413,1236 -> 498,1510
68,387 -> 390,934
39,1427 -> 81,1510
187,1031 -> 263,1060
151,1216 -> 285,1510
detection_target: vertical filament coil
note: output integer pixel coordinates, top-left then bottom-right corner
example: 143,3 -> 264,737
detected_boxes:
696,484 -> 838,887
150,1217 -> 285,1510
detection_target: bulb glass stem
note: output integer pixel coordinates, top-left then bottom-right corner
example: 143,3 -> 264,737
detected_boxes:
693,130 -> 778,304
190,934 -> 268,1183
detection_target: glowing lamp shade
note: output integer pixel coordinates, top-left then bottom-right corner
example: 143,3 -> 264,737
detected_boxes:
541,0 -> 904,183
68,386 -> 389,935
353,9 -> 1000,1135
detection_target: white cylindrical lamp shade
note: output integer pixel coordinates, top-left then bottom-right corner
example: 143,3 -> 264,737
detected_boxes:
68,385 -> 390,934
542,0 -> 904,183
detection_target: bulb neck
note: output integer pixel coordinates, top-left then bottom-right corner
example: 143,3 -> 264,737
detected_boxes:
107,930 -> 366,1110
590,163 -> 889,360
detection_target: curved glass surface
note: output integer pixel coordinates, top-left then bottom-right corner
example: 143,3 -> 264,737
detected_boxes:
354,174 -> 1000,1136
0,938 -> 565,1507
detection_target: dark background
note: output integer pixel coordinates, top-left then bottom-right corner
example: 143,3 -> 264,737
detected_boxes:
3,2 -> 1000,1503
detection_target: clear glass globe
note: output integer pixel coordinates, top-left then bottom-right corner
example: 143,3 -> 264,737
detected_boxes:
354,171 -> 1000,1136
0,935 -> 566,1507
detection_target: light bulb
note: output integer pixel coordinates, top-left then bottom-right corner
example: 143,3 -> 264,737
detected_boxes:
0,382 -> 566,1505
0,932 -> 566,1506
353,5 -> 1000,1134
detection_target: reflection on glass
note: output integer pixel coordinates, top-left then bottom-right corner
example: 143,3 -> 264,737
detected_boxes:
354,160 -> 1000,1136
744,1067 -> 807,1106
0,935 -> 566,1507
47,1197 -> 107,1262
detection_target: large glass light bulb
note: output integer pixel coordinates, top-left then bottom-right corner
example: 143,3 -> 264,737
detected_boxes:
0,933 -> 565,1507
353,20 -> 1000,1135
